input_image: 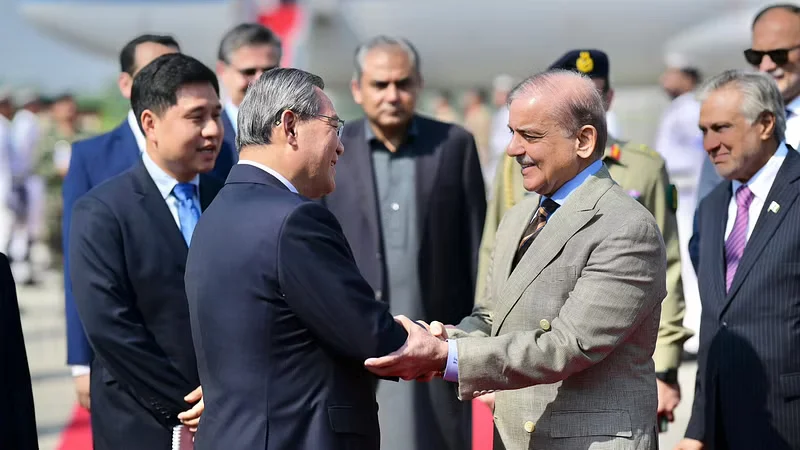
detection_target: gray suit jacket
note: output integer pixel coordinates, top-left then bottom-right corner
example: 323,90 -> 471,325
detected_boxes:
451,166 -> 666,450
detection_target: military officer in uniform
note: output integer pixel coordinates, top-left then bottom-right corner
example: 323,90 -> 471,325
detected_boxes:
476,49 -> 693,429
35,94 -> 91,268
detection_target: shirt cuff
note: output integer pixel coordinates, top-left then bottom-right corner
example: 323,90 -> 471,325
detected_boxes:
442,339 -> 459,383
71,365 -> 91,377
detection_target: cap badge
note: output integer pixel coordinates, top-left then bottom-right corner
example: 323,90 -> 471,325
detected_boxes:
576,51 -> 594,73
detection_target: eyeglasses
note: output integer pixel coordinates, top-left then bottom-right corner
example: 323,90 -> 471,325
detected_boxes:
311,113 -> 345,136
274,112 -> 346,137
744,45 -> 800,66
233,65 -> 278,78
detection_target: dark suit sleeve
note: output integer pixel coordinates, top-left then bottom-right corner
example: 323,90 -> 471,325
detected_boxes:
69,196 -> 194,423
277,202 -> 408,361
460,131 -> 488,290
689,209 -> 700,275
62,146 -> 94,366
0,254 -> 39,450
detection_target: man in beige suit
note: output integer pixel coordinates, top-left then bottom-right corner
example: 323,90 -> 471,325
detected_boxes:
366,70 -> 666,449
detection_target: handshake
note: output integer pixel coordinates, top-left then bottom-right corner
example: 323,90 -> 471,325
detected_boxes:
364,315 -> 453,382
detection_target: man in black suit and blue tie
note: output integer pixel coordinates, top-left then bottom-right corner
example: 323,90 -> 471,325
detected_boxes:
185,67 -> 412,450
68,53 -> 225,449
63,34 -> 237,411
676,70 -> 800,450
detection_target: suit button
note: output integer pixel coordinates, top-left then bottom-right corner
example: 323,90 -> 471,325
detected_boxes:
721,321 -> 728,328
539,319 -> 551,331
375,290 -> 383,301
524,421 -> 535,433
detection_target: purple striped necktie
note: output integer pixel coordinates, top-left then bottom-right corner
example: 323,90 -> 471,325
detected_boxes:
724,185 -> 754,292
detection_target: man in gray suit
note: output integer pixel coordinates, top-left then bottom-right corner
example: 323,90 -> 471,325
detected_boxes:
366,70 -> 666,449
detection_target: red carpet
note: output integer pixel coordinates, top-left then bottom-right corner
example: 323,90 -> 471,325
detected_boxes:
56,405 -> 91,450
56,400 -> 492,449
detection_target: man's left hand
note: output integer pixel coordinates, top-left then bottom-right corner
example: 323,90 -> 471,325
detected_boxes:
178,386 -> 204,432
657,379 -> 680,423
365,315 -> 449,380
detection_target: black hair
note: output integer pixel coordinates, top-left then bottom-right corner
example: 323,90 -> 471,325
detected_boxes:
131,53 -> 219,132
217,23 -> 282,63
119,34 -> 181,75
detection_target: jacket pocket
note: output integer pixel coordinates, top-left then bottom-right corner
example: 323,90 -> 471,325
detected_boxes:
780,372 -> 800,399
327,406 -> 373,436
549,410 -> 632,438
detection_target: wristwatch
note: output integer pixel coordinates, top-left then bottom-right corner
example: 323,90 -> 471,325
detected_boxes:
655,369 -> 679,385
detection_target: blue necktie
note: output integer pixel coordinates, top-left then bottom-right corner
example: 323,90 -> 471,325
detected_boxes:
172,183 -> 200,245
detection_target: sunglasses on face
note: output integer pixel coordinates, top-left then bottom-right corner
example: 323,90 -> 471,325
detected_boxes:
744,45 -> 800,66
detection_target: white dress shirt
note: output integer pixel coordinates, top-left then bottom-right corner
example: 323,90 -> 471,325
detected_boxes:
142,150 -> 200,228
724,142 -> 787,243
654,92 -> 705,180
224,101 -> 239,134
783,96 -> 800,150
0,116 -> 12,198
127,110 -> 146,153
238,159 -> 298,193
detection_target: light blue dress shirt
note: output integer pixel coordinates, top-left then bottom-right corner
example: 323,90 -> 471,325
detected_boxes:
141,150 -> 200,232
442,159 -> 604,383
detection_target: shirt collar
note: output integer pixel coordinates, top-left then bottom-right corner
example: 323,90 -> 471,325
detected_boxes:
224,101 -> 239,131
731,141 -> 788,200
787,96 -> 800,117
142,150 -> 199,200
238,160 -> 298,193
545,159 -> 605,207
127,110 -> 146,153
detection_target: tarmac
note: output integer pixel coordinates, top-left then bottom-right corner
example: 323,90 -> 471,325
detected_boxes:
19,270 -> 699,450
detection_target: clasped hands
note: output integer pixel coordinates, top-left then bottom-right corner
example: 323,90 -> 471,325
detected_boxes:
364,315 -> 452,381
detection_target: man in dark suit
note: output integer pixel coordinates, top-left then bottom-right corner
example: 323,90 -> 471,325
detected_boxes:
62,34 -> 236,411
215,22 -> 282,149
321,36 -> 486,450
676,70 -> 800,450
0,253 -> 38,450
185,67 -> 410,450
69,53 -> 225,449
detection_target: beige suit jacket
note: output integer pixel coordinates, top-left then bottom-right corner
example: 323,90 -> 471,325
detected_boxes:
451,166 -> 666,450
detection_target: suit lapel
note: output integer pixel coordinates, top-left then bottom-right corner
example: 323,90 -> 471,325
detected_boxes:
114,121 -> 143,166
349,121 -> 382,253
222,113 -> 237,161
706,184 -> 732,306
414,119 -> 444,233
132,162 -> 189,255
722,150 -> 800,313
492,167 -> 613,335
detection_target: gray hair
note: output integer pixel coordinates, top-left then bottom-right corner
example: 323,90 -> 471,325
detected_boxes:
508,69 -> 608,157
218,23 -> 282,63
236,68 -> 324,150
696,69 -> 786,142
353,36 -> 420,80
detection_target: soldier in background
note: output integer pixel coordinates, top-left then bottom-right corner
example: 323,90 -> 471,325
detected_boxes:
462,88 -> 493,187
35,93 -> 91,268
476,49 -> 693,428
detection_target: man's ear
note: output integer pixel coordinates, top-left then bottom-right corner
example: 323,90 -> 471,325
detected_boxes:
140,110 -> 157,144
575,125 -> 598,159
280,110 -> 300,147
350,78 -> 363,105
119,73 -> 134,100
757,111 -> 777,141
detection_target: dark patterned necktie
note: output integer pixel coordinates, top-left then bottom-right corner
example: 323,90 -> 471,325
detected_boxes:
511,198 -> 560,271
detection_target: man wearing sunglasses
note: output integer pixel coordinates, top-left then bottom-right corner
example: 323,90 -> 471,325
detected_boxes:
216,23 -> 282,152
692,4 -> 800,278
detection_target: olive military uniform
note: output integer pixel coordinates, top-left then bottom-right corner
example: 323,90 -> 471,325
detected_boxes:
476,135 -> 691,372
35,124 -> 92,266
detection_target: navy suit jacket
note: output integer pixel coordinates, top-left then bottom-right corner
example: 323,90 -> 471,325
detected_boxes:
63,119 -> 236,367
0,253 -> 38,450
68,161 -> 222,449
686,148 -> 800,449
185,164 -> 408,450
